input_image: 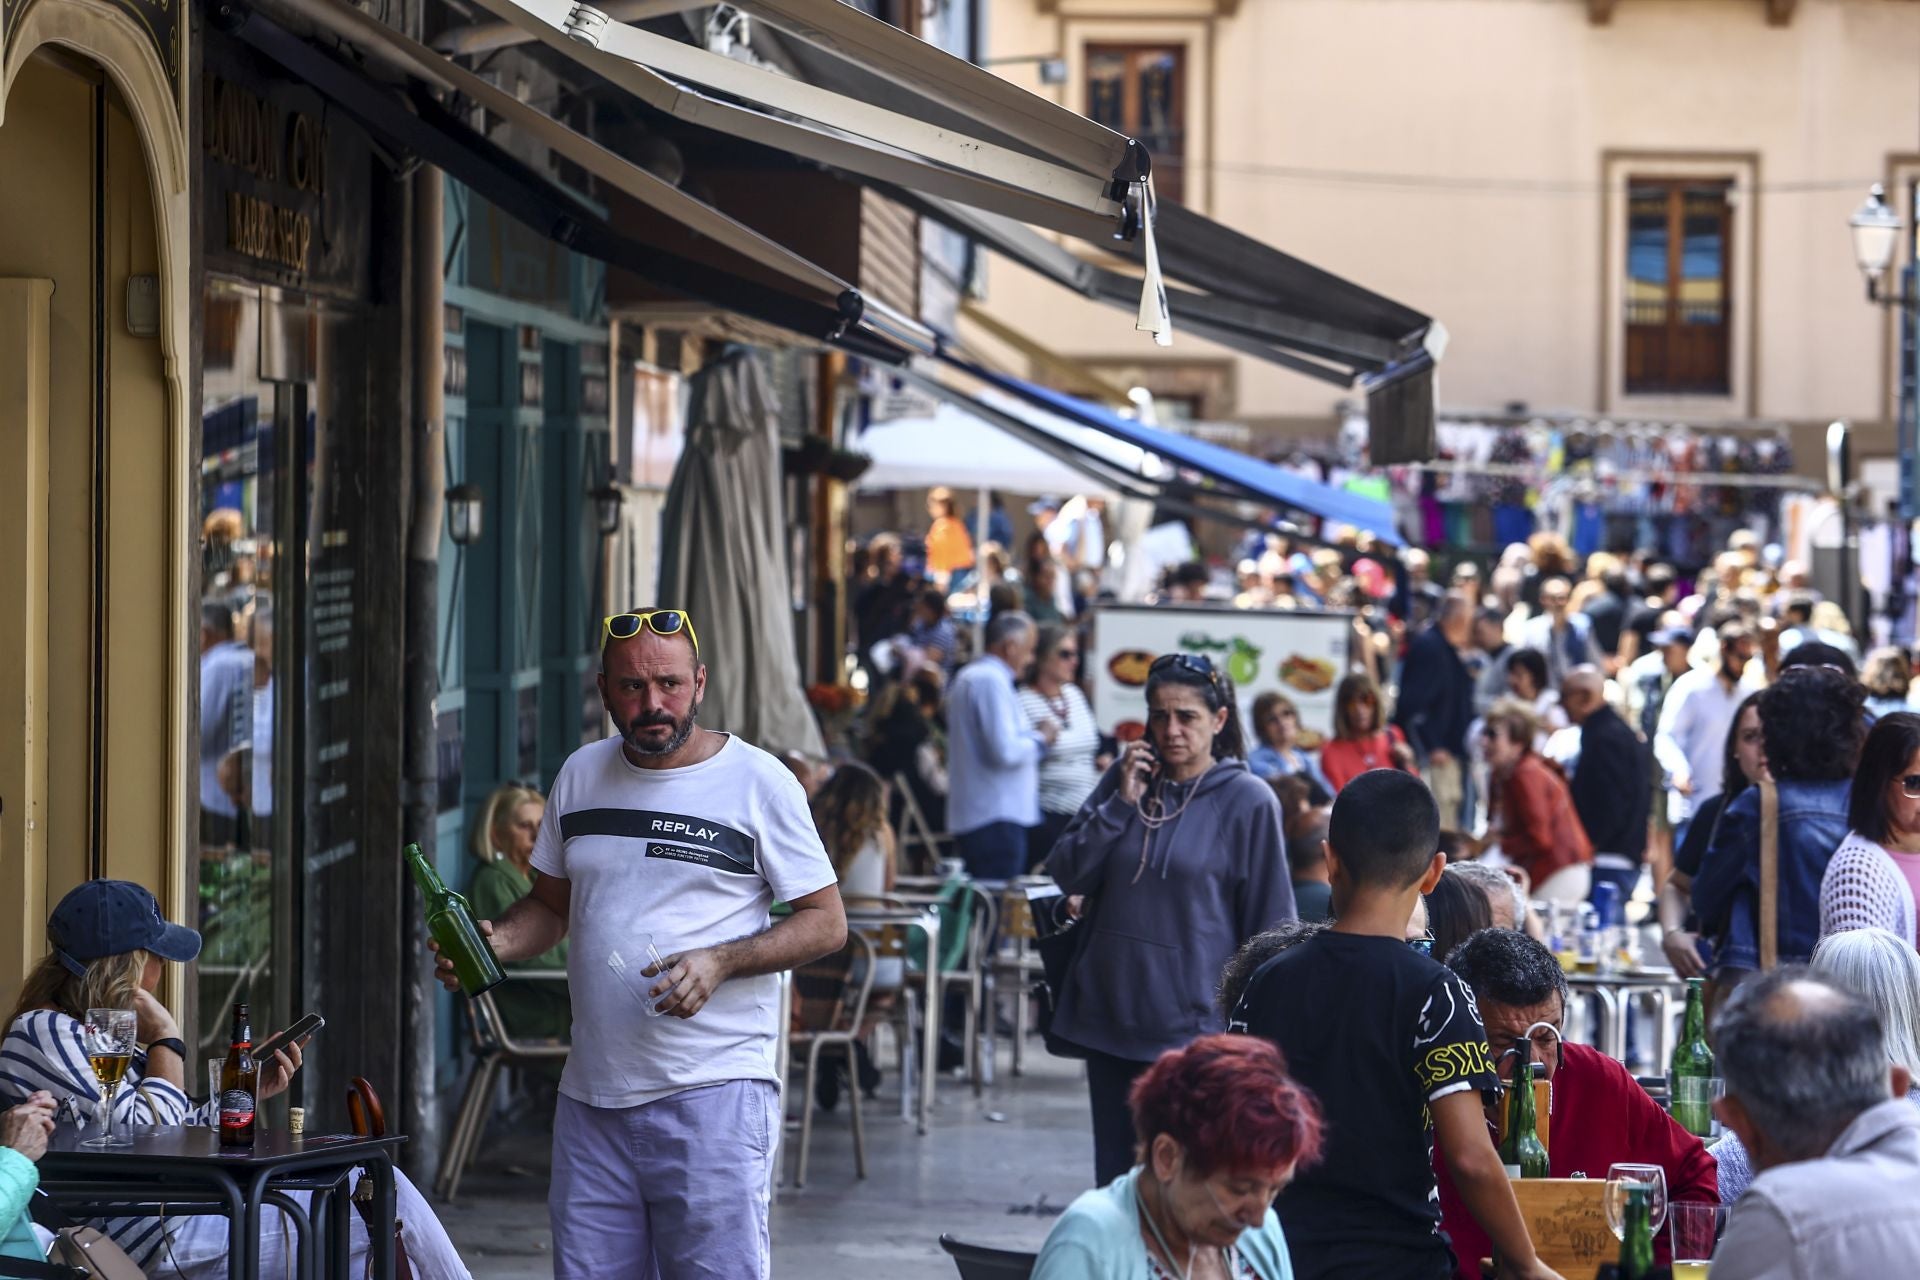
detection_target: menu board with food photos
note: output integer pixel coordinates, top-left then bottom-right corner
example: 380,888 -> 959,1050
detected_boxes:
1087,604 -> 1354,747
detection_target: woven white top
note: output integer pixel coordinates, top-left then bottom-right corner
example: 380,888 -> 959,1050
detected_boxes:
1820,831 -> 1919,948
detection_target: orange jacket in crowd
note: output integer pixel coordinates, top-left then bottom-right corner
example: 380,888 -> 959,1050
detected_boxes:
925,516 -> 975,578
1490,751 -> 1593,885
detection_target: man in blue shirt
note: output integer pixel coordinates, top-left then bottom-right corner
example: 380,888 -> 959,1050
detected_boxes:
946,611 -> 1058,881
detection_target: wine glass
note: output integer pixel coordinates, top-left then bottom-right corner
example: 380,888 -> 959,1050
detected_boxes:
1604,1162 -> 1669,1240
81,1008 -> 137,1148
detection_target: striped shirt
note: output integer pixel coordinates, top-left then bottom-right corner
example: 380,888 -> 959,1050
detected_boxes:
1016,684 -> 1101,817
2,1009 -> 213,1266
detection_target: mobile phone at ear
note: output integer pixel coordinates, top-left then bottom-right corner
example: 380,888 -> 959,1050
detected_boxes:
255,1013 -> 325,1062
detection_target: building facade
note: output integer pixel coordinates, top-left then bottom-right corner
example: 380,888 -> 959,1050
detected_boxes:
972,0 -> 1920,479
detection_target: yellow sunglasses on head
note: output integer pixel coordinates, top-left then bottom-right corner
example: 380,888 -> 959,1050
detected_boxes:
602,609 -> 700,658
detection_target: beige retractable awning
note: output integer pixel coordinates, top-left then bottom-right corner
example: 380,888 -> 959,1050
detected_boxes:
451,0 -> 1158,261
271,0 -> 936,353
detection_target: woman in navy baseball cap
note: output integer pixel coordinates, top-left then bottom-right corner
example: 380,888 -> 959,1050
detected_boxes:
0,880 -> 473,1280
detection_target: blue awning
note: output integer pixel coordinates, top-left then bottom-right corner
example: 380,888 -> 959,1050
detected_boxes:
947,360 -> 1405,547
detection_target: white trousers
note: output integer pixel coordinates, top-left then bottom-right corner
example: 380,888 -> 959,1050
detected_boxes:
144,1166 -> 470,1280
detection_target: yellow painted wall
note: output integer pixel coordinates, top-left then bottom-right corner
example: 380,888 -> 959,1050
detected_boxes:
0,57 -> 103,950
973,0 -> 1920,431
99,75 -> 174,888
0,53 -> 178,1006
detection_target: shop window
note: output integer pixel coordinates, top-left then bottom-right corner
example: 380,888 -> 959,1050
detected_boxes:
1085,44 -> 1186,206
1624,178 -> 1733,395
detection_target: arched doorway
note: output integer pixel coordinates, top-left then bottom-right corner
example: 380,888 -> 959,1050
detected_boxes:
0,15 -> 193,1005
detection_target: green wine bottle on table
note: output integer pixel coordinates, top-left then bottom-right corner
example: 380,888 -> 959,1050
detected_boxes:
1616,1184 -> 1655,1280
1669,976 -> 1717,1137
407,841 -> 505,997
1500,1058 -> 1550,1179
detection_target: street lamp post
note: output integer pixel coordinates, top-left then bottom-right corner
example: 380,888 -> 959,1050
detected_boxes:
1842,184 -> 1919,643
1849,185 -> 1920,521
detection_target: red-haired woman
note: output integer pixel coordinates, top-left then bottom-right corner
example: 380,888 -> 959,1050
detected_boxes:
1033,1034 -> 1321,1279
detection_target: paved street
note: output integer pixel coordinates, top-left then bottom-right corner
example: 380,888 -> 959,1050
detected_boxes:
436,1042 -> 1092,1278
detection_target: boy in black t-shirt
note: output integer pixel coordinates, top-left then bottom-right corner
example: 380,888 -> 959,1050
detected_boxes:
1231,769 -> 1563,1280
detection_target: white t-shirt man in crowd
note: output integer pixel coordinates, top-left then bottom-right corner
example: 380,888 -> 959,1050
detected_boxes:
434,607 -> 846,1280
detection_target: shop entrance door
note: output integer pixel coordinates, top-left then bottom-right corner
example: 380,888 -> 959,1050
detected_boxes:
197,280 -> 401,1121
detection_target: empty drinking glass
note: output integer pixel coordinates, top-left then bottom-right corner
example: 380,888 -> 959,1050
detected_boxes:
1604,1162 -> 1669,1241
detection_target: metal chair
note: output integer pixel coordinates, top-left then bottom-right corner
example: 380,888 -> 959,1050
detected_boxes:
432,988 -> 569,1202
894,784 -> 951,875
855,917 -> 925,1125
787,929 -> 879,1188
986,886 -> 1047,1077
938,1234 -> 1037,1279
932,881 -> 997,1095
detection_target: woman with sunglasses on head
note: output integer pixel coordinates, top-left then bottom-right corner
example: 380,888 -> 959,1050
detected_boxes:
1820,711 -> 1920,949
1019,624 -> 1103,872
1032,1034 -> 1321,1280
1046,653 -> 1297,1188
1319,672 -> 1414,794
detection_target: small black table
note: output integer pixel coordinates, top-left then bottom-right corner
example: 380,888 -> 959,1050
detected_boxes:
38,1127 -> 403,1280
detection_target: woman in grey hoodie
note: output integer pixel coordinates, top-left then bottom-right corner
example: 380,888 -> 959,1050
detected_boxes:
1047,652 -> 1298,1188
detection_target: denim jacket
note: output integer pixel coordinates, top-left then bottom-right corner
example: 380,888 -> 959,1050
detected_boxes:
1692,778 -> 1850,973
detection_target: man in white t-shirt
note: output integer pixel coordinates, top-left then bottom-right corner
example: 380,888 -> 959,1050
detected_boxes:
433,607 -> 845,1280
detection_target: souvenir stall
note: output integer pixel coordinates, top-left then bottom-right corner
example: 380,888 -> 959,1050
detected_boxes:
1300,410 -> 1820,569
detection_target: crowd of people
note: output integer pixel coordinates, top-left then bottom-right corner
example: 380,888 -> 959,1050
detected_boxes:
836,513 -> 1920,1277
16,503 -> 1920,1278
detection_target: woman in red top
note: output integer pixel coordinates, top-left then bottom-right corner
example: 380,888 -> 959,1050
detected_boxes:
1482,700 -> 1593,903
1318,672 -> 1414,793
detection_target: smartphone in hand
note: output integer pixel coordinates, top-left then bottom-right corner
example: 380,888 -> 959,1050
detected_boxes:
255,1014 -> 325,1062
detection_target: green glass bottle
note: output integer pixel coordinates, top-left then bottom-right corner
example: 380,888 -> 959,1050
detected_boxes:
406,842 -> 505,997
1499,1059 -> 1551,1179
1617,1183 -> 1655,1280
1669,976 -> 1717,1137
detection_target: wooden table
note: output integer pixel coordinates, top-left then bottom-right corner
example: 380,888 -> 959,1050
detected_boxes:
40,1125 -> 403,1280
845,903 -> 942,1134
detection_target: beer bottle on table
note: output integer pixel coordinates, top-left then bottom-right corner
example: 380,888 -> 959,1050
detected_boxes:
406,841 -> 505,997
219,1003 -> 259,1148
1500,1057 -> 1550,1179
1616,1183 -> 1655,1280
1669,976 -> 1716,1138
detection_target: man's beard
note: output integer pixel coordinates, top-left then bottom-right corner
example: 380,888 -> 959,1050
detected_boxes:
624,702 -> 700,757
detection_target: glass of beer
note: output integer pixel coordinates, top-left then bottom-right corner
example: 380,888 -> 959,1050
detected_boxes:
82,1008 -> 138,1147
1668,1201 -> 1720,1279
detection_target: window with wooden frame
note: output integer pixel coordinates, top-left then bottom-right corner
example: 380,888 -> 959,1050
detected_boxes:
1624,178 -> 1734,395
1085,44 -> 1186,206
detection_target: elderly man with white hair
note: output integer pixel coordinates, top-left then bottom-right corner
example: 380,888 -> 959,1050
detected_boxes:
946,610 -> 1059,882
1712,927 -> 1920,1203
1709,964 -> 1920,1279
